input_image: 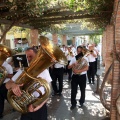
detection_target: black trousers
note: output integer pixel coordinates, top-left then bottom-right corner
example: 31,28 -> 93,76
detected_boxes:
52,67 -> 64,93
67,61 -> 72,81
71,74 -> 86,106
0,83 -> 8,115
20,104 -> 47,120
87,62 -> 95,83
95,58 -> 98,75
49,67 -> 53,78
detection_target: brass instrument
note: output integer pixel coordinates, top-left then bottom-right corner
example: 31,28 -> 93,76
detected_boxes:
72,56 -> 88,74
0,44 -> 15,86
67,51 -> 73,57
82,47 -> 93,57
69,51 -> 73,56
7,36 -> 67,113
72,47 -> 89,74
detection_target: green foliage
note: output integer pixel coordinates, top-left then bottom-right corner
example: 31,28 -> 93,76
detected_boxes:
7,26 -> 29,35
2,0 -> 114,33
89,34 -> 102,44
17,47 -> 23,53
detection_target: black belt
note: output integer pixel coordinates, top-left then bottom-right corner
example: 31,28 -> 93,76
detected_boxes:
89,62 -> 95,63
73,74 -> 85,76
54,67 -> 63,69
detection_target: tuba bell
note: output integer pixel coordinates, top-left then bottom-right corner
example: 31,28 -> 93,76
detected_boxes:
0,44 -> 15,86
7,36 -> 67,113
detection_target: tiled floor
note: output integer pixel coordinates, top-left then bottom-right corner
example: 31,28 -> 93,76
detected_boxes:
1,67 -> 110,120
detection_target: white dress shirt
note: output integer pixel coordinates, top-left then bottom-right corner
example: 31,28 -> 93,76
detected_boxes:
87,51 -> 97,62
67,51 -> 74,61
54,63 -> 64,68
71,47 -> 77,56
2,61 -> 13,83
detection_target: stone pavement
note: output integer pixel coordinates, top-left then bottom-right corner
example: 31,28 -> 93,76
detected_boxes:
1,66 -> 110,120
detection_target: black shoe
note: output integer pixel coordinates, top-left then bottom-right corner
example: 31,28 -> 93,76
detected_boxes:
70,105 -> 76,110
12,108 -> 16,112
57,93 -> 62,96
0,114 -> 3,119
92,82 -> 95,84
52,92 -> 57,96
88,82 -> 91,84
79,103 -> 83,108
68,79 -> 72,82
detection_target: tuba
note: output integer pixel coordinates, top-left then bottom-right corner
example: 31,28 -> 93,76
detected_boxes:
72,48 -> 89,75
7,36 -> 67,113
0,44 -> 15,86
72,56 -> 88,74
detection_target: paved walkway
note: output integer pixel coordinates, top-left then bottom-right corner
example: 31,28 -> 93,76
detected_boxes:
1,66 -> 110,120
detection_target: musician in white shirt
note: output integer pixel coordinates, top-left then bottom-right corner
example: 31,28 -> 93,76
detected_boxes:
92,43 -> 99,75
68,46 -> 89,110
66,46 -> 74,81
71,45 -> 77,56
6,48 -> 52,120
51,63 -> 64,96
87,44 -> 97,84
60,45 -> 68,75
0,58 -> 13,119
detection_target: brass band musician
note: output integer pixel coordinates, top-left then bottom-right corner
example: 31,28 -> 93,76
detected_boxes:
66,46 -> 74,81
6,48 -> 52,120
68,46 -> 89,110
86,44 -> 97,84
0,58 -> 13,119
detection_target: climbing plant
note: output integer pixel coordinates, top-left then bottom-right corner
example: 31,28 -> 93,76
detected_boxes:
0,0 -> 114,35
89,34 -> 102,44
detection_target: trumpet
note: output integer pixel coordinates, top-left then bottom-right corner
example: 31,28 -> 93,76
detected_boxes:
82,49 -> 94,57
89,50 -> 93,53
70,51 -> 73,56
67,51 -> 73,56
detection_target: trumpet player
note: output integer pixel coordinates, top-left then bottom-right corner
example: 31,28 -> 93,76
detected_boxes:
60,45 -> 68,74
92,43 -> 99,75
87,44 -> 97,84
68,46 -> 89,110
66,46 -> 74,81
